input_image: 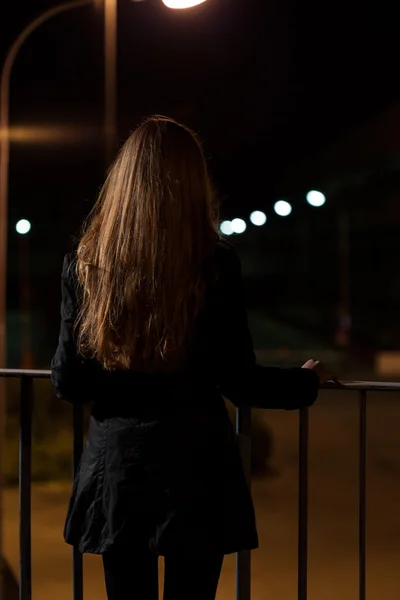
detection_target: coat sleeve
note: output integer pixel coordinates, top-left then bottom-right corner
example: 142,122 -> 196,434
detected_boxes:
51,254 -> 100,403
214,247 -> 320,409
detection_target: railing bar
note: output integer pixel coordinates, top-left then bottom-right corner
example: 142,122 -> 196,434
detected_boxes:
298,406 -> 309,600
72,404 -> 84,600
0,369 -> 51,378
359,391 -> 367,600
1,371 -> 400,392
19,377 -> 33,600
236,405 -> 252,600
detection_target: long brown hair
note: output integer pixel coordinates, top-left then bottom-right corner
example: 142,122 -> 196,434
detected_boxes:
76,116 -> 219,371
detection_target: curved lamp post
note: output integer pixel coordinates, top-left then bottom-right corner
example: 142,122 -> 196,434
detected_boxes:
0,0 -> 93,379
0,0 -> 210,374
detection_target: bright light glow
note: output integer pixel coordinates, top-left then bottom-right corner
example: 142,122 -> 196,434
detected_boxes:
16,219 -> 31,235
306,190 -> 326,207
250,210 -> 267,226
274,200 -> 292,217
0,125 -> 98,145
162,0 -> 208,8
231,218 -> 247,234
220,220 -> 233,236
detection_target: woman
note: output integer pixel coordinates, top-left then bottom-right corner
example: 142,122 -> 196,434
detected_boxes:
51,116 -> 333,600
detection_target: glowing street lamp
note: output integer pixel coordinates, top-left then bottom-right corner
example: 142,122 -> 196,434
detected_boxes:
220,220 -> 233,236
162,0 -> 208,7
16,219 -> 31,235
231,218 -> 247,234
250,210 -> 267,226
306,190 -> 326,207
274,200 -> 292,217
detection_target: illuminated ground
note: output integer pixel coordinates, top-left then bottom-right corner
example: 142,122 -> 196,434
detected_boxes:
4,389 -> 400,599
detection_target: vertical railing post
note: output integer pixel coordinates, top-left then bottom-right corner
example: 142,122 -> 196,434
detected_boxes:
72,404 -> 84,600
359,391 -> 367,600
19,376 -> 33,600
298,406 -> 309,600
236,405 -> 252,600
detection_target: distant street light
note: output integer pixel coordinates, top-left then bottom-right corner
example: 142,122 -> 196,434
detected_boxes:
220,220 -> 233,236
16,219 -> 31,235
306,190 -> 326,207
231,218 -> 247,234
274,200 -> 292,217
250,210 -> 267,226
162,0 -> 208,6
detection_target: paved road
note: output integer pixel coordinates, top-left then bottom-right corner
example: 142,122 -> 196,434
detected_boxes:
4,391 -> 400,599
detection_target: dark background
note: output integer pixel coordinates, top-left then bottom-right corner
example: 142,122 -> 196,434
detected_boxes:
1,0 -> 399,367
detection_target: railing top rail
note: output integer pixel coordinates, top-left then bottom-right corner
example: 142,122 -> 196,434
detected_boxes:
0,369 -> 51,378
324,380 -> 400,391
0,368 -> 400,391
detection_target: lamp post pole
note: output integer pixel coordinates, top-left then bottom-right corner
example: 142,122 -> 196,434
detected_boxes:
0,0 -> 94,372
104,0 -> 118,165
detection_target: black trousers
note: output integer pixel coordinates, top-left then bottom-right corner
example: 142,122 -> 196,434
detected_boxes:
102,546 -> 224,600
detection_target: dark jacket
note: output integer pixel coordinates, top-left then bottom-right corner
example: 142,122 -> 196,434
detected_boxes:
51,240 -> 319,556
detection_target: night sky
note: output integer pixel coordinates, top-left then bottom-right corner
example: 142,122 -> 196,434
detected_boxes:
1,0 -> 399,365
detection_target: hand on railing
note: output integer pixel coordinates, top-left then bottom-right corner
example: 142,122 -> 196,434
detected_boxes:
301,359 -> 337,385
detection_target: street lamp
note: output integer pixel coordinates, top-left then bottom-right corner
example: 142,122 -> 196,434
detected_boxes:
0,0 -> 93,381
220,220 -> 233,236
250,210 -> 267,226
274,200 -> 292,217
306,190 -> 326,207
162,0 -> 208,7
15,220 -> 31,235
231,218 -> 247,234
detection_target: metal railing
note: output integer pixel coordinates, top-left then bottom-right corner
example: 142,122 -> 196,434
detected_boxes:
1,369 -> 400,600
0,369 -> 83,600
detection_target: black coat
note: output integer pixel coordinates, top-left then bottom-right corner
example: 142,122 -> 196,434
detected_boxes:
51,240 -> 319,556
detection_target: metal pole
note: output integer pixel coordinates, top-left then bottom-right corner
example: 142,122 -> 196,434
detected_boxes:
19,377 -> 33,600
0,2 -> 92,597
358,390 -> 367,600
18,234 -> 32,369
72,404 -> 84,600
298,406 -> 309,600
104,0 -> 118,165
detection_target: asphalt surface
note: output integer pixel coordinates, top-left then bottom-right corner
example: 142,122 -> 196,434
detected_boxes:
4,390 -> 400,599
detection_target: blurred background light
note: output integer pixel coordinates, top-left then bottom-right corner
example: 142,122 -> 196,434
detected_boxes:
0,125 -> 99,145
16,219 -> 31,235
231,218 -> 247,234
162,0 -> 208,8
274,200 -> 292,217
250,210 -> 267,226
220,220 -> 233,236
306,190 -> 326,207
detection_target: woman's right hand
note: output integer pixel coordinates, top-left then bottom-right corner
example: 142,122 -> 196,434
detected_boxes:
301,359 -> 336,384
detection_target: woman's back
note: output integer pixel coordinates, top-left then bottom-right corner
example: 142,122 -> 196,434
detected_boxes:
50,115 -> 323,600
